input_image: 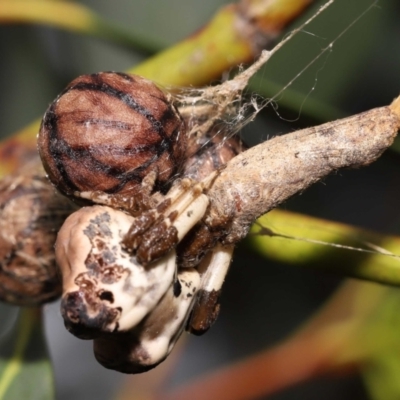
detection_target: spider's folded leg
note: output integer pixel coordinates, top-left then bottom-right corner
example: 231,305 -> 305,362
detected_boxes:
186,243 -> 234,335
123,172 -> 217,266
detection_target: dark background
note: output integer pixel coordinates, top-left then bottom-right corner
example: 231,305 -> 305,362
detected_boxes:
0,0 -> 399,399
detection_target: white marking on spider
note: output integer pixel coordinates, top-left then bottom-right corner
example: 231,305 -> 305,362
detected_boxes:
56,205 -> 176,336
93,267 -> 200,373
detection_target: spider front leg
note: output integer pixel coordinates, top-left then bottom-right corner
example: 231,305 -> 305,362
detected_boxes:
186,243 -> 234,335
76,170 -> 159,214
122,171 -> 217,265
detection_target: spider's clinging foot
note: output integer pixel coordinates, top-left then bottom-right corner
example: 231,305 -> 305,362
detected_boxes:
122,172 -> 218,266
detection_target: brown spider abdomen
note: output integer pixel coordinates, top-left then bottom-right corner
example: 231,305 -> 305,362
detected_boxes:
38,72 -> 186,200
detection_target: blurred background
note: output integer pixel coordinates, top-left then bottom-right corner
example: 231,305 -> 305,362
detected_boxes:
0,0 -> 399,399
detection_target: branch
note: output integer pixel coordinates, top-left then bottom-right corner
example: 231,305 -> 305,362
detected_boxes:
206,101 -> 400,244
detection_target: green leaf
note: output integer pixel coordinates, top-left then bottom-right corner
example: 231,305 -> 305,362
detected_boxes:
0,1 -> 160,54
0,308 -> 55,400
363,352 -> 400,400
356,288 -> 400,400
248,75 -> 346,123
248,210 -> 400,286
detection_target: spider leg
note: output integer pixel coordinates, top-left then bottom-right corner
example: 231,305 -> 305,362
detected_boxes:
123,171 -> 217,265
75,170 -> 158,214
187,243 -> 234,335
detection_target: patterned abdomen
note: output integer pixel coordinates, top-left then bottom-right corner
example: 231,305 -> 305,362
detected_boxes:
38,72 -> 186,199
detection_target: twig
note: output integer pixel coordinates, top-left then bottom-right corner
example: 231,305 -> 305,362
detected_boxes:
206,101 -> 400,244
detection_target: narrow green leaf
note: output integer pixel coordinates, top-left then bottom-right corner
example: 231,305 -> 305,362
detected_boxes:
248,75 -> 346,123
0,1 -> 161,54
0,308 -> 54,400
354,288 -> 400,400
249,209 -> 400,286
363,352 -> 400,400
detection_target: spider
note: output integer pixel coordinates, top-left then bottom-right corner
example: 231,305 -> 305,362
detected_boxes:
54,121 -> 243,373
32,65 -> 249,372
